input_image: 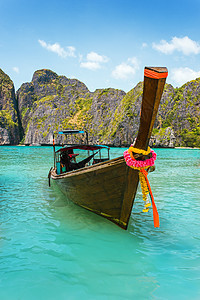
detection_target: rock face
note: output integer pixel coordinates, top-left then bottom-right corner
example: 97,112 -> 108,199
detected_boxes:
150,127 -> 176,148
16,69 -> 126,146
16,69 -> 92,145
0,69 -> 20,145
0,68 -> 200,147
152,81 -> 200,147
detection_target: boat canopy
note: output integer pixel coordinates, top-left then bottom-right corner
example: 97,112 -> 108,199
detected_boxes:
58,130 -> 85,135
56,144 -> 109,153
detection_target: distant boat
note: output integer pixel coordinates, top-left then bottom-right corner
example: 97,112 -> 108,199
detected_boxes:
49,67 -> 168,229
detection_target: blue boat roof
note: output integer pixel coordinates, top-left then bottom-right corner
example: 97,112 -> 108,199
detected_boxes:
58,130 -> 84,135
56,144 -> 110,153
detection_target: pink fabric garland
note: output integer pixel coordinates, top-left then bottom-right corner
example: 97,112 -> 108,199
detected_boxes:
124,148 -> 157,168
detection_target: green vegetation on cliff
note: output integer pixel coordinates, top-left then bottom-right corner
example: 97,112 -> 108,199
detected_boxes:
0,69 -> 20,144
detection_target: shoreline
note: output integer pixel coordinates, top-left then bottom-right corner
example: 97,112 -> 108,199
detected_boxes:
175,147 -> 200,149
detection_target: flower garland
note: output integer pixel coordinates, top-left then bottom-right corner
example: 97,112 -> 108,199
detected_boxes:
124,147 -> 157,169
124,145 -> 159,228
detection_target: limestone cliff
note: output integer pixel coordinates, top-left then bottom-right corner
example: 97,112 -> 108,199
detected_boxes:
0,69 -> 20,145
16,70 -> 179,147
16,69 -> 126,146
1,68 -> 200,147
152,81 -> 200,147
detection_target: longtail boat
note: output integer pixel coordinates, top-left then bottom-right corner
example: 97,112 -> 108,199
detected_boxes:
49,67 -> 168,229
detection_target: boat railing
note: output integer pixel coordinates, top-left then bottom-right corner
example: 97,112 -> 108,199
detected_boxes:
55,146 -> 110,175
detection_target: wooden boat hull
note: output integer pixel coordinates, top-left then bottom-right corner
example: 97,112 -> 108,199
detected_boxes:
50,156 -> 139,229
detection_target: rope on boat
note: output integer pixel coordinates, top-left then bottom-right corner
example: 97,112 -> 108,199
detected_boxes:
124,145 -> 159,228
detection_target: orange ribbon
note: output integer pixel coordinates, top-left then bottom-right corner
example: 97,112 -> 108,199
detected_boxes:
140,169 -> 160,228
144,69 -> 168,79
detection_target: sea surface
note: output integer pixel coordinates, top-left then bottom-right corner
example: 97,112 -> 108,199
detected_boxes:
0,146 -> 199,300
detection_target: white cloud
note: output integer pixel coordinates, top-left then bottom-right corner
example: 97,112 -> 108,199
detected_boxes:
67,46 -> 76,57
142,42 -> 148,48
112,63 -> 135,79
127,57 -> 139,68
112,57 -> 139,80
171,67 -> 200,86
86,51 -> 108,63
152,36 -> 200,55
80,51 -> 109,70
13,67 -> 19,73
38,39 -> 76,58
80,61 -> 101,70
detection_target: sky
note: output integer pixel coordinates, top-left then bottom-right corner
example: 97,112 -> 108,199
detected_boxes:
1,0 -> 200,92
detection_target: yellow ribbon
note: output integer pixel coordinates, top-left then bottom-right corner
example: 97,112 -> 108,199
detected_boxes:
128,146 -> 151,156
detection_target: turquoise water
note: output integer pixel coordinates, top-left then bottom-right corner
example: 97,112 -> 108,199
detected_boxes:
0,146 -> 199,300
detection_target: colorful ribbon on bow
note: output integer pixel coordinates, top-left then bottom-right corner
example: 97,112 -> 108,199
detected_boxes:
124,145 -> 159,228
